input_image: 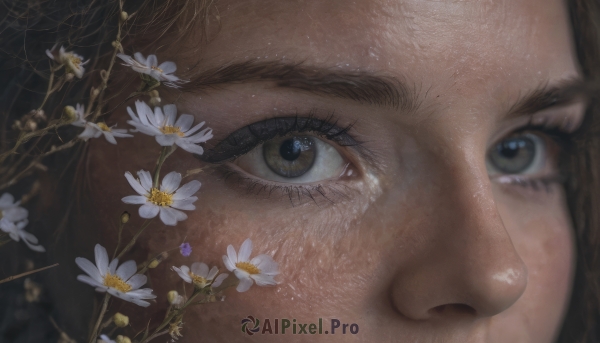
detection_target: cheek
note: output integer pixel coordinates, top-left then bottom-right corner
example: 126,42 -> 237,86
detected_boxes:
492,185 -> 575,342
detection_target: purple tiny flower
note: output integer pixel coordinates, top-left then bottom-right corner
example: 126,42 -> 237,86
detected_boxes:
179,242 -> 192,257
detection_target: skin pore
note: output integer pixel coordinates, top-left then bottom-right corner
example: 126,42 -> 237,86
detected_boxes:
85,0 -> 583,341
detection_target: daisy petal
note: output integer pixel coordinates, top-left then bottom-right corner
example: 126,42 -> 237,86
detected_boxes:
207,266 -> 219,280
116,260 -> 137,280
222,254 -> 236,272
158,61 -> 177,74
137,170 -> 153,192
163,105 -> 177,126
75,257 -> 103,283
175,141 -> 204,155
158,207 -> 177,226
155,134 -> 178,146
124,172 -> 147,196
127,274 -> 148,289
175,114 -> 194,132
139,204 -> 159,218
160,172 -> 182,193
172,266 -> 192,283
121,195 -> 147,205
77,275 -> 105,289
193,262 -> 209,278
95,244 -> 109,277
236,277 -> 254,292
238,239 -> 253,262
212,273 -> 228,288
227,244 -> 238,264
173,180 -> 201,200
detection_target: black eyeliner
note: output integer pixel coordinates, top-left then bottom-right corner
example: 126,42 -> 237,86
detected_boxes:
198,114 -> 361,163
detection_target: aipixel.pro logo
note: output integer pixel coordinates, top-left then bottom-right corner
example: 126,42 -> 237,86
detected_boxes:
241,316 -> 359,336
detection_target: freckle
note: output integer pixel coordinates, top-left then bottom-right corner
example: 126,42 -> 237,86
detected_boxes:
252,95 -> 255,97
274,108 -> 277,110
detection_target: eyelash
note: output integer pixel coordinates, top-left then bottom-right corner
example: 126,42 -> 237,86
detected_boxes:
202,112 -> 581,203
200,113 -> 367,206
491,122 -> 576,193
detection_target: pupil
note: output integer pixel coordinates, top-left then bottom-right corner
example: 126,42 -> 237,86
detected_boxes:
279,139 -> 302,161
498,140 -> 526,159
489,135 -> 537,174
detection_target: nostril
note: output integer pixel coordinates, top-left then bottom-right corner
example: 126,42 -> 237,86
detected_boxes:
429,303 -> 477,317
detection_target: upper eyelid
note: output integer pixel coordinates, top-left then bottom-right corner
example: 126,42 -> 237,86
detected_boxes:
197,115 -> 362,163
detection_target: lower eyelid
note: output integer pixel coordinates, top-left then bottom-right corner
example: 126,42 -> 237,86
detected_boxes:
213,163 -> 362,207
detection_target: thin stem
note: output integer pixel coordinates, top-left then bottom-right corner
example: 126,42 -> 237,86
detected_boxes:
0,263 -> 59,284
153,147 -> 169,188
0,121 -> 65,164
116,219 -> 153,260
0,139 -> 79,191
140,329 -> 169,343
112,220 -> 125,260
37,67 -> 56,111
91,0 -> 125,122
152,146 -> 176,188
88,293 -> 110,343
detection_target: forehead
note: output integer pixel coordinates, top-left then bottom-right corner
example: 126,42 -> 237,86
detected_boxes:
201,0 -> 578,97
208,0 -> 571,73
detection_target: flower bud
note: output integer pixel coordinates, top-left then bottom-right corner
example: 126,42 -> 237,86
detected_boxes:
33,109 -> 46,120
112,312 -> 129,327
148,259 -> 159,268
24,119 -> 37,131
167,290 -> 179,304
120,211 -> 130,224
116,336 -> 131,343
62,106 -> 77,122
149,96 -> 161,107
92,88 -> 100,97
120,11 -> 128,21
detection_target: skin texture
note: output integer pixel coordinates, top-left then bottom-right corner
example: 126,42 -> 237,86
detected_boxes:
84,0 -> 582,341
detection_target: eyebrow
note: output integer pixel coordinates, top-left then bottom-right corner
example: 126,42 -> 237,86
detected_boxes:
182,60 -> 420,112
508,78 -> 589,116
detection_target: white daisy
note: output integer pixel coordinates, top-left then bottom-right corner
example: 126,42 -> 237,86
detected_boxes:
70,103 -> 132,144
172,262 -> 228,289
79,122 -> 132,144
222,239 -> 279,292
121,170 -> 201,226
116,52 -> 185,87
0,193 -> 45,252
46,45 -> 88,78
126,100 -> 213,155
75,244 -> 156,307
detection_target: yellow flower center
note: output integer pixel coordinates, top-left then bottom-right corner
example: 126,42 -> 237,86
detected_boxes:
235,262 -> 260,275
151,66 -> 164,73
189,272 -> 209,288
103,273 -> 132,292
147,188 -> 173,206
97,122 -> 111,131
160,125 -> 185,137
69,55 -> 82,66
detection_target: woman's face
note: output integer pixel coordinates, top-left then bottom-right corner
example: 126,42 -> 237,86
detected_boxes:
87,0 -> 584,341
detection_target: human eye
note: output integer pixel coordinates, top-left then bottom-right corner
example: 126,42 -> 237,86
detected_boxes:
234,135 -> 346,183
486,123 -> 575,191
199,116 -> 364,203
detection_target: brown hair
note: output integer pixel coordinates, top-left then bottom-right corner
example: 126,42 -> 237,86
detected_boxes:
1,0 -> 600,341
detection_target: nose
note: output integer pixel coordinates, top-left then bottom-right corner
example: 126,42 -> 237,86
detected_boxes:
390,152 -> 528,320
